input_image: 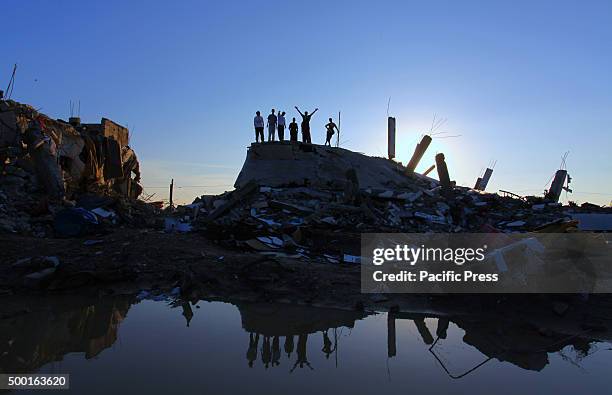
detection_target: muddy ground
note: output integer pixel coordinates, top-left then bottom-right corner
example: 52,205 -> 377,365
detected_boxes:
0,228 -> 369,308
2,228 -> 611,327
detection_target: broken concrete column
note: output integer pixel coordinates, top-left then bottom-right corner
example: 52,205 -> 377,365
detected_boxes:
480,168 -> 493,191
405,135 -> 432,173
435,153 -> 451,190
387,313 -> 396,358
413,318 -> 434,345
387,117 -> 396,160
545,169 -> 568,203
205,180 -> 258,222
423,164 -> 436,177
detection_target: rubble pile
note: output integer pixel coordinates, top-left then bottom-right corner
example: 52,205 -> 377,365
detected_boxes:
0,99 -> 152,236
178,143 -> 609,263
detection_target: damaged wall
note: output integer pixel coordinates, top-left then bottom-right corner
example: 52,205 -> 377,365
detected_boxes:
234,142 -> 436,190
82,118 -> 129,148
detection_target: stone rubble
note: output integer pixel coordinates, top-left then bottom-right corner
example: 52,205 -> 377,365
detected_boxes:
0,99 -> 155,236
178,158 -> 610,262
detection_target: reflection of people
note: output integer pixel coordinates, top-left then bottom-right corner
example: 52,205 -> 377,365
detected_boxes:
321,330 -> 333,359
181,303 -> 193,327
262,336 -> 272,369
247,333 -> 259,368
272,336 -> 281,366
290,334 -> 313,372
284,335 -> 294,358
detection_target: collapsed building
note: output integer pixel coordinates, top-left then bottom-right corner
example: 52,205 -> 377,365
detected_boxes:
0,99 -> 143,234
183,142 -> 611,263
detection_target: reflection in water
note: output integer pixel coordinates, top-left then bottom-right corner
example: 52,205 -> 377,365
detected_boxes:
0,295 -> 610,382
386,311 -> 600,377
236,302 -> 365,371
0,296 -> 131,374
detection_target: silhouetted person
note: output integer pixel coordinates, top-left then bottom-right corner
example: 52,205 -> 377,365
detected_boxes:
277,111 -> 286,141
262,335 -> 272,368
254,111 -> 264,143
284,335 -> 294,358
295,106 -> 318,144
267,109 -> 277,142
288,118 -> 299,142
324,117 -> 338,146
247,333 -> 259,368
272,336 -> 281,367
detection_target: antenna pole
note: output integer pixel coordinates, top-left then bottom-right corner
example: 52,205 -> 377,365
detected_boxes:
5,64 -> 17,99
336,111 -> 341,148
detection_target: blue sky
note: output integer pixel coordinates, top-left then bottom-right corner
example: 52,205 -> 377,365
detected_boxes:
3,0 -> 611,204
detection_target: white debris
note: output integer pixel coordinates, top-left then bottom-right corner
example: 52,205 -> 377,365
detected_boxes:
92,207 -> 116,218
397,190 -> 423,202
378,190 -> 394,198
414,211 -> 447,224
343,254 -> 361,264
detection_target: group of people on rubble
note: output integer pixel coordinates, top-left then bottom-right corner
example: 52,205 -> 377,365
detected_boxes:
253,106 -> 339,146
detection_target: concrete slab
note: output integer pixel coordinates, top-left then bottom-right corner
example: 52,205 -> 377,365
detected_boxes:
235,143 -> 435,190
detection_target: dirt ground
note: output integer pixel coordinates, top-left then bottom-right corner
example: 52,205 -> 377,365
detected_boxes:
3,228 -> 612,331
0,228 -> 374,310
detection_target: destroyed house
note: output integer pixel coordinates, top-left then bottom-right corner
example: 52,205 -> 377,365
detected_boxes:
81,117 -> 130,148
76,117 -> 137,187
0,100 -> 142,204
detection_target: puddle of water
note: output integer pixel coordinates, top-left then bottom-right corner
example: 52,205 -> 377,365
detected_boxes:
1,296 -> 611,394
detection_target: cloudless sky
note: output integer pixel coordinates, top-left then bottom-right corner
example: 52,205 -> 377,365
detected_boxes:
3,0 -> 611,204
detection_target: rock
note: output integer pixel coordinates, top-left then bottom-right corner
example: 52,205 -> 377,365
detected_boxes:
23,267 -> 56,288
44,256 -> 60,267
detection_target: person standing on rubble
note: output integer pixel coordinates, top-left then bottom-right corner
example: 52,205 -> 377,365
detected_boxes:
277,111 -> 286,141
295,106 -> 318,144
289,117 -> 299,142
324,117 -> 338,146
267,109 -> 277,142
254,111 -> 264,143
